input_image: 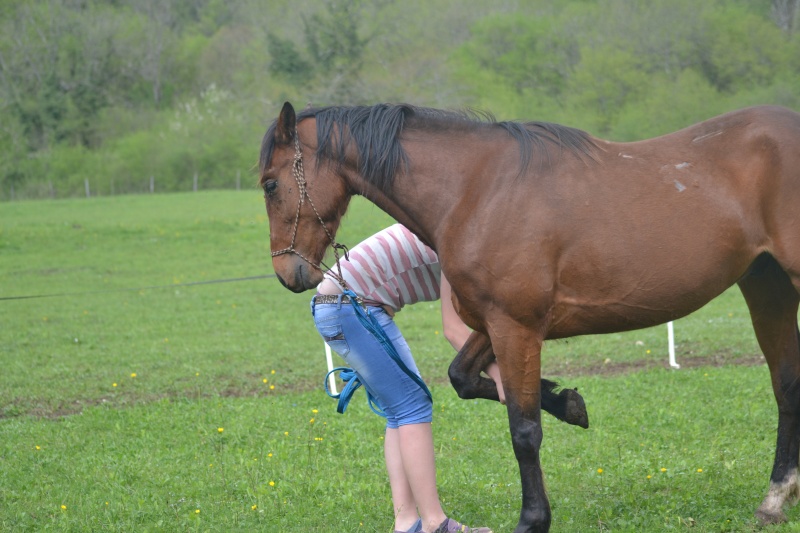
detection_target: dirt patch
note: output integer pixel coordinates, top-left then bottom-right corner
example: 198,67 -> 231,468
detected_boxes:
544,352 -> 765,378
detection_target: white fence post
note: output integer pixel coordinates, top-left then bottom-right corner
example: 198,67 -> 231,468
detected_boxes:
84,179 -> 90,198
668,321 -> 680,368
325,343 -> 338,395
193,172 -> 198,192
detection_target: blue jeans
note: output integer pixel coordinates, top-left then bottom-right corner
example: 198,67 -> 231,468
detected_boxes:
311,295 -> 432,429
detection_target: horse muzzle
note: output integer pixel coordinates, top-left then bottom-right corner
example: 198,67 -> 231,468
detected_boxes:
272,255 -> 323,293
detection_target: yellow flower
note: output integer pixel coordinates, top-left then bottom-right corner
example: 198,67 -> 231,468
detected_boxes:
35,445 -> 40,450
218,427 -> 224,433
268,453 -> 273,457
312,409 -> 318,414
112,383 -> 117,387
269,385 -> 275,390
263,378 -> 268,383
61,505 -> 67,510
284,432 -> 289,436
269,481 -> 275,487
597,468 -> 603,474
130,373 -> 137,378
646,475 -> 652,479
697,468 -> 703,473
309,418 -> 315,424
660,468 -> 667,472
195,509 -> 200,514
271,370 -> 276,374
251,504 -> 257,510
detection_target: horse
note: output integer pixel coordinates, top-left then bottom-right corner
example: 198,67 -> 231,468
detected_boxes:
259,101 -> 800,533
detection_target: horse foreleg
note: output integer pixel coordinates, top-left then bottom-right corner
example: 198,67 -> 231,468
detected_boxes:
739,256 -> 800,524
492,329 -> 551,533
448,331 -> 589,428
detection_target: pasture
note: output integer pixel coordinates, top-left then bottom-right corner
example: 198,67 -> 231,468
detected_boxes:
0,191 -> 794,532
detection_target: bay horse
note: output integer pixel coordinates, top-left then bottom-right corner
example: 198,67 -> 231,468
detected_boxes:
259,101 -> 800,533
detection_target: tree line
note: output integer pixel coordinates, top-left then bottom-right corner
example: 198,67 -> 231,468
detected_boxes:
1,0 -> 798,200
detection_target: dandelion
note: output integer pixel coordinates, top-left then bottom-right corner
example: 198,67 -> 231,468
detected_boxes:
312,409 -> 318,414
196,372 -> 199,376
697,468 -> 703,473
271,370 -> 276,375
105,502 -> 109,506
35,445 -> 41,450
647,475 -> 652,479
263,378 -> 268,383
660,467 -> 667,472
646,349 -> 651,354
218,427 -> 224,433
268,453 -> 273,458
269,481 -> 275,487
195,509 -> 200,514
61,505 -> 67,510
435,330 -> 440,335
284,432 -> 289,436
269,385 -> 275,390
309,418 -> 315,424
130,373 -> 137,378
112,383 -> 117,387
597,468 -> 603,474
252,505 -> 257,511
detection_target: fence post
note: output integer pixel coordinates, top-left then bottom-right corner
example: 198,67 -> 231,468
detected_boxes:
236,170 -> 241,190
193,172 -> 198,192
150,176 -> 155,193
85,179 -> 90,198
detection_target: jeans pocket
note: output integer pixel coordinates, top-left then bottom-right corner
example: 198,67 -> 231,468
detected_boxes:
317,323 -> 350,356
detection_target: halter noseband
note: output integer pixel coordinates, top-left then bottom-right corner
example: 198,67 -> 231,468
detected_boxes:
269,130 -> 350,289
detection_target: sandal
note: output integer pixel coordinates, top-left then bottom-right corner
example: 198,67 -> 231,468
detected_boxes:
432,517 -> 493,533
394,517 -> 423,533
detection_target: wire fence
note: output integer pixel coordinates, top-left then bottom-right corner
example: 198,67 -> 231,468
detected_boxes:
2,170 -> 253,202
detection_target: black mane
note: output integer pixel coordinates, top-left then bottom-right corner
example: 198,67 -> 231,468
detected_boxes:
260,103 -> 597,193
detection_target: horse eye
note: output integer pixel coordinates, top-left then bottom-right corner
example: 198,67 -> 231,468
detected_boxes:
263,180 -> 278,197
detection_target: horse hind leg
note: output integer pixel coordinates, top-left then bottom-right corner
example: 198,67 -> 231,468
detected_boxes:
738,254 -> 800,524
448,331 -> 589,428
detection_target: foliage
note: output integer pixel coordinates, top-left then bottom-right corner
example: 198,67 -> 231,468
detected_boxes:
1,0 -> 799,199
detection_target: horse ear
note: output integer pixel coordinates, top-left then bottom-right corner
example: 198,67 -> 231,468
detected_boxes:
275,101 -> 296,145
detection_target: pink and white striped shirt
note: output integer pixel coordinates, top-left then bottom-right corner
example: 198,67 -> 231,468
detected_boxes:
325,224 -> 441,311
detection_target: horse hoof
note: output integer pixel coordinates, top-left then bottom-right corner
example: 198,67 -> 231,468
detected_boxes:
560,388 -> 589,429
755,507 -> 787,525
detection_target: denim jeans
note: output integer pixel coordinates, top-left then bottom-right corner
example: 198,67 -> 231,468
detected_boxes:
311,295 -> 432,428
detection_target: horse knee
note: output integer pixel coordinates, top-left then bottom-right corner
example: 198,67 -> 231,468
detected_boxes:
510,416 -> 544,452
448,363 -> 474,399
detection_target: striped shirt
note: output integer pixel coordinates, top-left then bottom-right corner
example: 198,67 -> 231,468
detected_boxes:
325,224 -> 441,311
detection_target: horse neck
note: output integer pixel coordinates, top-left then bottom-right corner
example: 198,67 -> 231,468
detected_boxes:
341,150 -> 469,249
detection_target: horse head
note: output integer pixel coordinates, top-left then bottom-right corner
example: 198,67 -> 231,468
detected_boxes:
259,101 -> 352,293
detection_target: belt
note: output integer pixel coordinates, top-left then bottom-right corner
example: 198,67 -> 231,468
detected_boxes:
314,294 -> 352,304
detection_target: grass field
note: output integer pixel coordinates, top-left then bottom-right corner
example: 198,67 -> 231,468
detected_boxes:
0,191 -> 797,532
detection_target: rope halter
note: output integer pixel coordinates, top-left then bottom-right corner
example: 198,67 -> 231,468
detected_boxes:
269,130 -> 350,289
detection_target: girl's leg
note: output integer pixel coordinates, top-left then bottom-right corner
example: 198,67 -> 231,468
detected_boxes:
385,427 -> 421,531
397,422 -> 447,532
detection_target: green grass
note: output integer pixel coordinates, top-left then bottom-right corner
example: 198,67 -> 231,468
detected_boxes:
0,191 -> 795,532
